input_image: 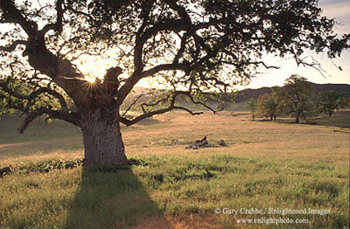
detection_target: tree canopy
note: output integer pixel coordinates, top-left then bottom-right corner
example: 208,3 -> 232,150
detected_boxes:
316,90 -> 348,117
281,74 -> 316,123
257,87 -> 284,120
0,0 -> 349,165
245,98 -> 257,121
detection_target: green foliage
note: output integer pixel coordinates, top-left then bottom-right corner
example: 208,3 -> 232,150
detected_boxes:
316,90 -> 348,117
17,159 -> 83,174
281,75 -> 316,123
257,87 -> 284,121
1,0 -> 349,126
245,98 -> 257,120
1,0 -> 350,166
3,158 -> 150,177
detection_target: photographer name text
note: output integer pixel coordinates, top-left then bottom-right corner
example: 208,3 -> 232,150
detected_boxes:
214,207 -> 330,216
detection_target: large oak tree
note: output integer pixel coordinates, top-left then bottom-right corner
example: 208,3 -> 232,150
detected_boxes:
0,0 -> 349,166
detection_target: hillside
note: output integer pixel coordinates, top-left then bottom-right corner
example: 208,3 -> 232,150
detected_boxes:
123,83 -> 350,112
235,83 -> 350,103
0,111 -> 349,228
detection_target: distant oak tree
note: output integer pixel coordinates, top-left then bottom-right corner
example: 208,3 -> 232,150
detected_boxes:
282,75 -> 316,123
245,98 -> 257,121
0,0 -> 349,166
316,90 -> 347,117
257,87 -> 283,121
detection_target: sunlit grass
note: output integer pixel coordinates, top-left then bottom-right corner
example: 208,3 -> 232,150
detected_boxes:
0,111 -> 349,228
0,155 -> 348,228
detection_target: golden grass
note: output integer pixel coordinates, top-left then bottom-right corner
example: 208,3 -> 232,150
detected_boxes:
124,111 -> 349,165
0,111 -> 349,228
1,111 -> 348,166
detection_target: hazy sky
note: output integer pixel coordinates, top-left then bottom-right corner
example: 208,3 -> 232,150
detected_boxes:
2,1 -> 349,90
141,0 -> 350,90
244,0 -> 350,89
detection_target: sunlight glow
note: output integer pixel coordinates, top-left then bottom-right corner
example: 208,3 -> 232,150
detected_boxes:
85,76 -> 96,84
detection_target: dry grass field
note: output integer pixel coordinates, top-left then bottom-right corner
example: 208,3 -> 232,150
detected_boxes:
0,111 -> 349,228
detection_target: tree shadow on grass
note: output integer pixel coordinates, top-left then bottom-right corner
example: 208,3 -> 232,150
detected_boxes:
65,166 -> 169,228
312,110 -> 350,129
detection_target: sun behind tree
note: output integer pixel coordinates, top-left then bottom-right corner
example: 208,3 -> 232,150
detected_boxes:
0,0 -> 349,166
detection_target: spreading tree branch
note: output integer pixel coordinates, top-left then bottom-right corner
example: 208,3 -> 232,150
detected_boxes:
121,93 -> 144,117
119,90 -> 220,126
18,107 -> 82,133
0,40 -> 27,52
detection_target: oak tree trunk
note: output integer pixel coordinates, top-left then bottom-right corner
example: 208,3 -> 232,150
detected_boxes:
81,110 -> 128,166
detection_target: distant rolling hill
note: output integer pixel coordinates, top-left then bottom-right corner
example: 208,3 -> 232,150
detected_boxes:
235,83 -> 350,103
121,83 -> 350,112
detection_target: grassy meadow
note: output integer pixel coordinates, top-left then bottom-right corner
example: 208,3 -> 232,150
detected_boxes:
0,110 -> 349,228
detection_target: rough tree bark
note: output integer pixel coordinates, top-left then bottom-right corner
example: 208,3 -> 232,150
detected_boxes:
1,0 -> 348,167
81,110 -> 128,166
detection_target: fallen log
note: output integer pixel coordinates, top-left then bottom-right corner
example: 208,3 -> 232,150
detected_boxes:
186,136 -> 208,149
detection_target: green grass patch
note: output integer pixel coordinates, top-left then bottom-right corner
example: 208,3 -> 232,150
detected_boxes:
1,155 -> 348,228
1,110 -> 349,227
